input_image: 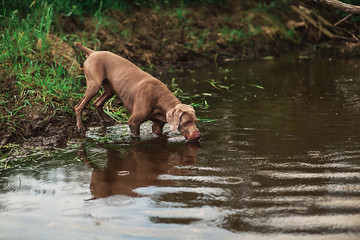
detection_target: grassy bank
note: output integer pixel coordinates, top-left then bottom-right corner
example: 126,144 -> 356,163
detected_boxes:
0,0 -> 358,151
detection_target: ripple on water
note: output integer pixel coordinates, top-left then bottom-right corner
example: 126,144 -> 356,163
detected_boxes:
158,174 -> 243,185
103,195 -> 136,207
256,171 -> 360,180
85,195 -> 137,220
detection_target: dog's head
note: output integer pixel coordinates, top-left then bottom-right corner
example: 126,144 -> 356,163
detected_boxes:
166,104 -> 201,141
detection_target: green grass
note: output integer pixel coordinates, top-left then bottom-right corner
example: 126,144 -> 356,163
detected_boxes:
0,1 -> 88,142
14,57 -> 82,110
0,1 -> 103,104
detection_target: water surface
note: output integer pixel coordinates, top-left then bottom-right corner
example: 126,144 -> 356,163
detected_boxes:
1,53 -> 360,239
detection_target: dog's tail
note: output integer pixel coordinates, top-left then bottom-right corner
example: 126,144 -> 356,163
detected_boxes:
74,42 -> 94,56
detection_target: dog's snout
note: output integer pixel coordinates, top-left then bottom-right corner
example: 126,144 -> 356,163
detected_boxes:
194,131 -> 201,139
189,131 -> 201,141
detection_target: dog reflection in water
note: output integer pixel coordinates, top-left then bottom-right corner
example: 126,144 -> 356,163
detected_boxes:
78,140 -> 199,199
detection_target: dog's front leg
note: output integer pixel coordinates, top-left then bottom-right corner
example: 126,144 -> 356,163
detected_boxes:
152,120 -> 165,135
127,113 -> 145,136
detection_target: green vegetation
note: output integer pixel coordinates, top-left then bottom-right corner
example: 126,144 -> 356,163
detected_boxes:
1,1 -> 84,144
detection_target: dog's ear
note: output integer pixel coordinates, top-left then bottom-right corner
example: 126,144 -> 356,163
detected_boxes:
166,106 -> 183,132
186,105 -> 195,115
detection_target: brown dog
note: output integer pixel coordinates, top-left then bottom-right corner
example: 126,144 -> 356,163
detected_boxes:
74,43 -> 201,141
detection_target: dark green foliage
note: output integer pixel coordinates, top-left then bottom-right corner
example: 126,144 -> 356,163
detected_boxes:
1,0 -> 224,17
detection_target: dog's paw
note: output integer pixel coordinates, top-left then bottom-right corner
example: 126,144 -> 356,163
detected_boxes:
76,126 -> 86,137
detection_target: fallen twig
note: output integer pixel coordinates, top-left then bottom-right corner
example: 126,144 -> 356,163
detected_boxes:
291,5 -> 336,39
334,13 -> 353,26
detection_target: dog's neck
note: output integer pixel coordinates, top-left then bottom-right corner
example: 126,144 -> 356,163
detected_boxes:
161,95 -> 181,115
164,99 -> 181,114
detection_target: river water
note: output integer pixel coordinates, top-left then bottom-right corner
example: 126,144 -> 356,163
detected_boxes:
1,53 -> 360,239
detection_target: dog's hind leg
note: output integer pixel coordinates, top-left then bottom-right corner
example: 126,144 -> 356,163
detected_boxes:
75,73 -> 102,135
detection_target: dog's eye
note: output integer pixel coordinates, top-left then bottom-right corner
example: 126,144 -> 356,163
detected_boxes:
183,121 -> 192,126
